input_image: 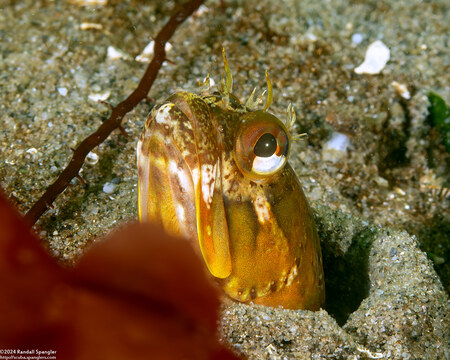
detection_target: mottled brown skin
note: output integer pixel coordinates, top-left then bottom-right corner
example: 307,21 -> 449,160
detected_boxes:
137,90 -> 325,310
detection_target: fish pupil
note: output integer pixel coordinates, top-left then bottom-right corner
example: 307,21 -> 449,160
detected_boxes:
254,133 -> 277,157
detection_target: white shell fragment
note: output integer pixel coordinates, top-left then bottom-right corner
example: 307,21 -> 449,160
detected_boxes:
80,22 -> 103,30
391,81 -> 411,100
26,147 -> 38,155
86,151 -> 99,165
354,40 -> 390,75
107,46 -> 130,61
88,91 -> 110,102
70,0 -> 107,6
195,5 -> 210,16
305,33 -> 317,42
69,0 -> 108,6
201,76 -> 215,87
326,132 -> 350,152
135,40 -> 173,63
322,132 -> 351,163
57,87 -> 68,96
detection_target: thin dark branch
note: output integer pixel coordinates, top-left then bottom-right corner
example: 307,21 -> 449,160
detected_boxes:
24,0 -> 204,227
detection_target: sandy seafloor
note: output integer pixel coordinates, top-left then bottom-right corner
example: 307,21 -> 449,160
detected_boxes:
0,0 -> 449,358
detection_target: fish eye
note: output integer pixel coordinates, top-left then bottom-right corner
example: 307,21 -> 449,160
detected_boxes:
254,133 -> 278,157
234,110 -> 290,181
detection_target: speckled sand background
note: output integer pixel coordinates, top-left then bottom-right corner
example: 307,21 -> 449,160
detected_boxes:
0,0 -> 448,358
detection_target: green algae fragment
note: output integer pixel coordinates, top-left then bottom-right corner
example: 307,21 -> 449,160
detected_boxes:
428,92 -> 450,152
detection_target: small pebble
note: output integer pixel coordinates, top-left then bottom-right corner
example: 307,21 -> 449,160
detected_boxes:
57,87 -> 68,96
111,177 -> 121,184
390,247 -> 397,257
374,176 -> 389,187
391,81 -> 411,100
103,182 -> 116,194
351,33 -> 363,45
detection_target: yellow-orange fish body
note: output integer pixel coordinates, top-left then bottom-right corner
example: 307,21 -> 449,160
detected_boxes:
137,57 -> 324,310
